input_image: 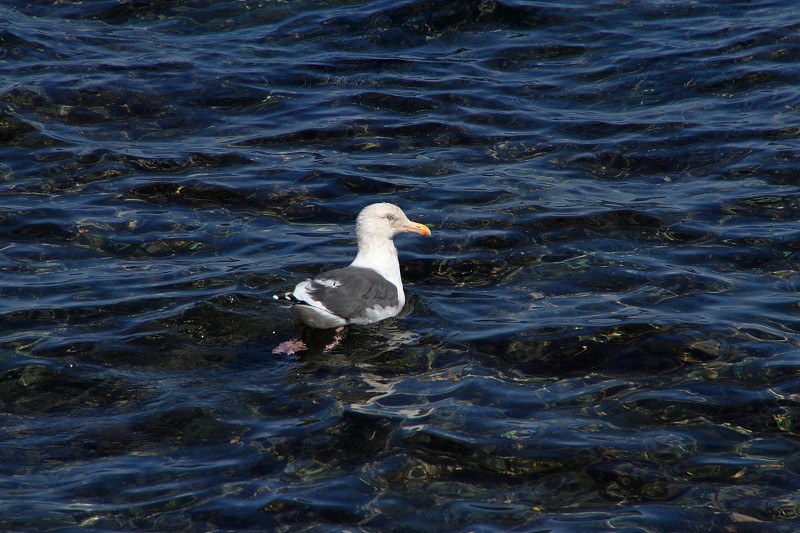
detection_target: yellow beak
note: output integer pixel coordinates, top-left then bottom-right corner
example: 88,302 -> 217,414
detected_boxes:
403,221 -> 431,236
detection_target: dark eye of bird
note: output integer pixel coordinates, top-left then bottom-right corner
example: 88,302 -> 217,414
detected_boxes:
385,214 -> 396,221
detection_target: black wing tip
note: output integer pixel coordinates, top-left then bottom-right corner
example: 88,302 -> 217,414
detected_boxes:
273,292 -> 299,303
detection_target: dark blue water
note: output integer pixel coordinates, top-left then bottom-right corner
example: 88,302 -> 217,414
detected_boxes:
2,1 -> 800,530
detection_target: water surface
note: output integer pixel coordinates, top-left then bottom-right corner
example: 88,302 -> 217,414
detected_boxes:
2,0 -> 800,531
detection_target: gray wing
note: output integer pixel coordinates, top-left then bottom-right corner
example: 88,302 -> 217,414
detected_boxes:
306,266 -> 399,320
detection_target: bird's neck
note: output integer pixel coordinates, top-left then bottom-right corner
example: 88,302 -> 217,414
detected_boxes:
350,237 -> 401,284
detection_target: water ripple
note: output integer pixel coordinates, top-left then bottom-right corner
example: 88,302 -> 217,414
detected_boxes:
2,0 -> 800,530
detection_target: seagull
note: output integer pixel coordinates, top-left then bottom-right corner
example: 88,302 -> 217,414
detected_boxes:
277,203 -> 431,330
